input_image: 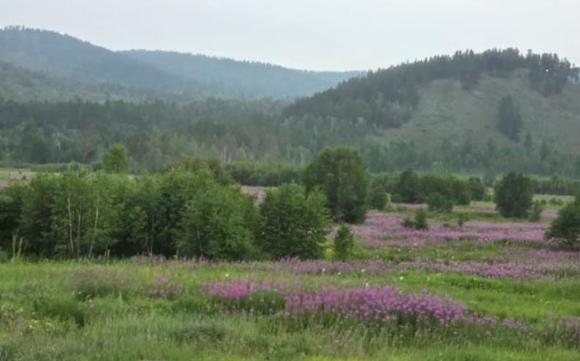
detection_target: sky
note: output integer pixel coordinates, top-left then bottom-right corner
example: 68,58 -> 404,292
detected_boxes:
1,0 -> 579,71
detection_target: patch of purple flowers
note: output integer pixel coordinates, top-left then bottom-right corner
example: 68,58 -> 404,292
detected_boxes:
206,280 -> 486,327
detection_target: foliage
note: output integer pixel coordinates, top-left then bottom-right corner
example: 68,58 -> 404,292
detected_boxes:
226,162 -> 301,187
395,169 -> 423,203
497,96 -> 523,141
333,224 -> 355,261
528,201 -> 544,222
178,185 -> 258,260
302,147 -> 368,223
468,177 -> 486,201
402,209 -> 429,230
414,209 -> 430,230
260,183 -> 330,259
172,157 -> 234,185
547,196 -> 580,248
368,179 -> 388,210
102,143 -> 129,174
494,172 -> 534,218
427,192 -> 454,213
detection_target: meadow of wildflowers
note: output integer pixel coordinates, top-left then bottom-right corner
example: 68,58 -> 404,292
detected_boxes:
0,202 -> 578,360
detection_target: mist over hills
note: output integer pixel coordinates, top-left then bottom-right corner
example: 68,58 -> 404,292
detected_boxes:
0,27 -> 359,101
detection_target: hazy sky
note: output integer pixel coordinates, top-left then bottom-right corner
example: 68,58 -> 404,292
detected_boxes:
1,0 -> 579,71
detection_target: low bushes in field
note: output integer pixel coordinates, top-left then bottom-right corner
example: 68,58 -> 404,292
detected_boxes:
68,267 -> 137,299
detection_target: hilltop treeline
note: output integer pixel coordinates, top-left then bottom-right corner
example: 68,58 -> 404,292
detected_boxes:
286,49 -> 579,127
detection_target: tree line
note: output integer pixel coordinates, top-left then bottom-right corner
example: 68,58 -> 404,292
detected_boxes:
0,147 -> 370,260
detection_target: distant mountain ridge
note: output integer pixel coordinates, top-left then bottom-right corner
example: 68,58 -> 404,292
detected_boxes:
0,26 -> 360,101
122,50 -> 361,99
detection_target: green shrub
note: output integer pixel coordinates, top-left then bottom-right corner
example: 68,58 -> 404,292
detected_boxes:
494,172 -> 534,218
333,224 -> 355,261
368,180 -> 388,211
547,196 -> 580,248
457,213 -> 470,227
528,200 -> 544,222
395,169 -> 422,204
414,209 -> 429,230
401,209 -> 429,230
468,177 -> 486,201
427,192 -> 454,213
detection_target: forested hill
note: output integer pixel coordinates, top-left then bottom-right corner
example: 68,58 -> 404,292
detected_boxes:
0,26 -> 359,101
122,50 -> 360,99
285,49 -> 580,155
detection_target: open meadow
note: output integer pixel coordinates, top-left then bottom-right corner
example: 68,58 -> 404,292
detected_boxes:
1,201 -> 578,361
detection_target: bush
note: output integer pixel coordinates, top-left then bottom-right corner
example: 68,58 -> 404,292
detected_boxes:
368,180 -> 388,210
547,196 -> 580,248
260,183 -> 330,259
468,177 -> 486,201
528,200 -> 544,222
333,224 -> 354,261
401,209 -> 429,230
427,192 -> 454,213
395,169 -> 422,203
452,180 -> 472,206
414,209 -> 429,230
494,172 -> 534,218
457,213 -> 470,227
302,147 -> 368,223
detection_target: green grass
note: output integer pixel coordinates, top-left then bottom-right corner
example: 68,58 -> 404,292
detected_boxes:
0,257 -> 577,360
0,200 -> 578,360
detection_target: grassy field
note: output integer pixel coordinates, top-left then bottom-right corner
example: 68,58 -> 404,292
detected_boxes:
0,202 -> 578,361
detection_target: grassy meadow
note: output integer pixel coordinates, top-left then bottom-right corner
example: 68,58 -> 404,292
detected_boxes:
0,199 -> 578,361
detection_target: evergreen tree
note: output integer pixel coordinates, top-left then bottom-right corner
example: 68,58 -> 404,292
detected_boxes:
333,224 -> 355,261
497,96 -> 523,141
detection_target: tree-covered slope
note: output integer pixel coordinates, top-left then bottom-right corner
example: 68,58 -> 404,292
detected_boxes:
123,50 -> 360,99
368,72 -> 580,155
0,27 -> 207,97
286,49 -> 580,155
0,27 -> 358,100
0,60 -> 197,102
